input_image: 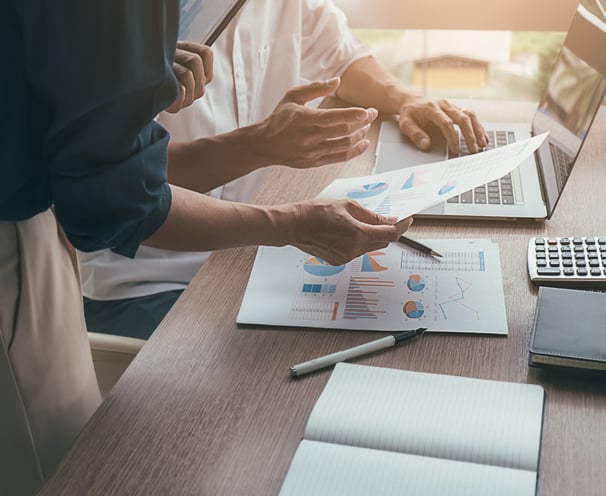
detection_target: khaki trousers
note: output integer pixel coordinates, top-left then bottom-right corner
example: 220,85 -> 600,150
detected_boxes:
0,210 -> 101,495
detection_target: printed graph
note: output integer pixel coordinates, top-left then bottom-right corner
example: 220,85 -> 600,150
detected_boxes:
401,250 -> 486,272
289,300 -> 340,321
372,188 -> 426,217
301,284 -> 337,294
347,182 -> 389,200
343,276 -> 394,320
349,251 -> 389,273
303,257 -> 345,277
401,171 -> 428,190
374,196 -> 392,216
406,274 -> 426,292
438,277 -> 480,320
438,181 -> 456,195
361,251 -> 388,272
403,300 -> 425,319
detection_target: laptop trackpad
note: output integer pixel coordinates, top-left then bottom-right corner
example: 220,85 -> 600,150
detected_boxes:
374,141 -> 447,173
374,122 -> 447,174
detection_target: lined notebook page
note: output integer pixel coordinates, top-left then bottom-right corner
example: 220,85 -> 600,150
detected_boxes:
279,440 -> 537,496
304,363 -> 544,471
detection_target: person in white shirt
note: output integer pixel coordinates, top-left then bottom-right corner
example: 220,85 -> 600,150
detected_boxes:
80,0 -> 487,338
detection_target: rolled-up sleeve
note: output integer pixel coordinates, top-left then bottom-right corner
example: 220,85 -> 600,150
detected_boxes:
19,0 -> 180,258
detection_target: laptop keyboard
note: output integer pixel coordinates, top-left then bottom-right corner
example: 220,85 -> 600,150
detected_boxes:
549,142 -> 574,190
446,130 -> 517,205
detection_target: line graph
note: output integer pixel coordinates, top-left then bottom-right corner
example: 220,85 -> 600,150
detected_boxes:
437,277 -> 480,320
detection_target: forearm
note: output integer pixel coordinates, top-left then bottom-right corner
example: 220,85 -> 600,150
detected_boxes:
167,123 -> 271,193
143,184 -> 295,251
337,56 -> 418,114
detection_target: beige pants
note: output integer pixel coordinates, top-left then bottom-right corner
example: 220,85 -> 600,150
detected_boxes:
0,210 -> 101,495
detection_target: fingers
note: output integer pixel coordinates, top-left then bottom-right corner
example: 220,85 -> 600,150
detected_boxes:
398,115 -> 433,151
262,97 -> 378,168
294,119 -> 377,167
291,199 -> 402,265
439,101 -> 486,153
283,77 -> 341,105
166,42 -> 214,113
311,139 -> 371,167
176,41 -> 214,84
313,106 -> 377,129
398,98 -> 488,154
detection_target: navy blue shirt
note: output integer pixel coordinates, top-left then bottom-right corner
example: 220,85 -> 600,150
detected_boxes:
0,1 -> 180,257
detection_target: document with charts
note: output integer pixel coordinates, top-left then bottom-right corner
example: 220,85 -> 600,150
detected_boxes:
316,133 -> 547,220
237,239 -> 508,334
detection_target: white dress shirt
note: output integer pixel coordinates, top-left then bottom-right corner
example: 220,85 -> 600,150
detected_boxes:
79,0 -> 369,300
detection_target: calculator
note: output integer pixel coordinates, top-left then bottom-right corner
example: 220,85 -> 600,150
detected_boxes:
528,237 -> 606,285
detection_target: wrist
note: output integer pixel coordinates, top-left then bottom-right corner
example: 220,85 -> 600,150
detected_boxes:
210,123 -> 273,172
264,202 -> 302,248
238,119 -> 277,167
388,85 -> 421,115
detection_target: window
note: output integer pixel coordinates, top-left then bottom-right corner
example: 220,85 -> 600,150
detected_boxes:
354,29 -> 566,101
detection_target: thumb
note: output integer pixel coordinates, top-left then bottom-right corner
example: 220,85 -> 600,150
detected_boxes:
284,77 -> 341,105
346,202 -> 399,227
399,118 -> 432,151
395,217 -> 414,232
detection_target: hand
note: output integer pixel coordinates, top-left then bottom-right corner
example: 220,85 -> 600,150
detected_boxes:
398,97 -> 489,155
165,41 -> 214,114
254,78 -> 378,168
289,199 -> 413,266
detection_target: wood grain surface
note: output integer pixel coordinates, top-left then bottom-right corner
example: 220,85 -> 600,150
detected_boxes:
39,100 -> 606,496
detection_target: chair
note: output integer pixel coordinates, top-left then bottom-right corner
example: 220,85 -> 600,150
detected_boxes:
88,333 -> 146,398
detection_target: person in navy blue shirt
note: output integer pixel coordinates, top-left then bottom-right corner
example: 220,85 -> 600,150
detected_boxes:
0,2 -> 408,494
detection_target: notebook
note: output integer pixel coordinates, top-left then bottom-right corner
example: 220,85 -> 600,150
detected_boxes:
374,2 -> 606,220
279,363 -> 545,496
178,0 -> 248,45
529,286 -> 606,370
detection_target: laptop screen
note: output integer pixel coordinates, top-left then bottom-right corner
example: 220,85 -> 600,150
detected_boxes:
533,1 -> 606,216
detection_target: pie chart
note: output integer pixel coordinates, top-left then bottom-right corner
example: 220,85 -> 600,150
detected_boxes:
403,300 -> 424,319
347,182 -> 389,199
406,274 -> 426,292
303,257 -> 345,277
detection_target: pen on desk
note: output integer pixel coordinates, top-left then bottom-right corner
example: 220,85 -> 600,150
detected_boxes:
397,236 -> 443,258
290,327 -> 427,377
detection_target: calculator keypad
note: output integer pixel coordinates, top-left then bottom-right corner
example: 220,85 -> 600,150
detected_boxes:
529,237 -> 606,283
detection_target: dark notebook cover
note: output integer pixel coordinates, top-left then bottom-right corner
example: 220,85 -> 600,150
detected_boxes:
529,286 -> 606,370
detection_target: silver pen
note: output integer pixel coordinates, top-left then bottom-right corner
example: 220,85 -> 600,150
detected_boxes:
290,328 -> 427,377
397,236 -> 443,258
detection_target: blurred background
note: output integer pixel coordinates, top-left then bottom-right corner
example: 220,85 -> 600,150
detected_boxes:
334,0 -> 584,102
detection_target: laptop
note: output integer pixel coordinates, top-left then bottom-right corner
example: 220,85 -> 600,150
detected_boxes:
374,2 -> 606,220
178,0 -> 248,45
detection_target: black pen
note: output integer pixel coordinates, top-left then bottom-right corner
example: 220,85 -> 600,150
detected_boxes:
397,236 -> 443,258
290,328 -> 427,377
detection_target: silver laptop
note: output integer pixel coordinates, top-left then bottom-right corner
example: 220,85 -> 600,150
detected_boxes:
374,1 -> 606,220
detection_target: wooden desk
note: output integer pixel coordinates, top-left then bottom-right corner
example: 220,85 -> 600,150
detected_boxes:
40,101 -> 606,496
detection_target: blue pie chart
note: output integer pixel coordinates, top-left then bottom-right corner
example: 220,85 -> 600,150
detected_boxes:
347,182 -> 389,199
407,275 -> 426,292
403,300 -> 424,319
303,257 -> 345,277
